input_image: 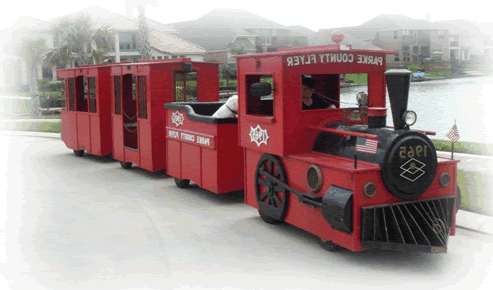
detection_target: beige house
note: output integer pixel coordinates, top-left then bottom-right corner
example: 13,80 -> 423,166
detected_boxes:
2,5 -> 207,88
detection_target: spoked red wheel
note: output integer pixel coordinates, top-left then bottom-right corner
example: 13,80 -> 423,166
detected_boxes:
255,154 -> 289,224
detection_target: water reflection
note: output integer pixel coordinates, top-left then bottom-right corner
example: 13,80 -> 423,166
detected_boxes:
340,76 -> 493,144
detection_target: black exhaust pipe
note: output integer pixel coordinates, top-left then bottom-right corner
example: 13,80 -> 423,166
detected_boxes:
385,69 -> 411,130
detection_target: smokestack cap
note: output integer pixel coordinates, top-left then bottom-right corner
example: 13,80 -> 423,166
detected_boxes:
385,69 -> 412,76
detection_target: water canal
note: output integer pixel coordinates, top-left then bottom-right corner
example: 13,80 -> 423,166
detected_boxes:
340,75 -> 493,144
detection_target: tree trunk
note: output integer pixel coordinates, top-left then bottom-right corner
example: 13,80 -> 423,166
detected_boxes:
29,63 -> 42,117
138,5 -> 152,60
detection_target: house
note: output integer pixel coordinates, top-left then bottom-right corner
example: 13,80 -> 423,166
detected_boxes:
168,8 -> 312,67
1,5 -> 208,88
312,14 -> 451,66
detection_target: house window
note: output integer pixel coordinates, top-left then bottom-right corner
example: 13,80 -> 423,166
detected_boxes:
394,53 -> 400,62
157,56 -> 162,59
119,33 -> 137,50
403,30 -> 413,40
439,30 -> 445,39
393,31 -> 398,39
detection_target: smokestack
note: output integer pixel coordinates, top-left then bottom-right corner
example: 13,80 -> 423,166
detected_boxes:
385,69 -> 411,130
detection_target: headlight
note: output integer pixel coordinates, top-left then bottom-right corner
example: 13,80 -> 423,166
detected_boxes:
363,182 -> 377,197
402,110 -> 417,126
307,165 -> 323,193
439,173 -> 451,187
356,92 -> 368,107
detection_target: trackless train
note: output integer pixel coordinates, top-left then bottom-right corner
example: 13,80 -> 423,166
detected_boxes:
57,35 -> 459,253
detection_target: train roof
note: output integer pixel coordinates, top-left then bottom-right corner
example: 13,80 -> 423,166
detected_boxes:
232,44 -> 397,59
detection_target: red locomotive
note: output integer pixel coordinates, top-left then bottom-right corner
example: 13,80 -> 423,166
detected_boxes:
59,42 -> 460,253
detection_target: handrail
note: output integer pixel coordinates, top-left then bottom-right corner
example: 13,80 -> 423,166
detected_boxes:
309,126 -> 379,140
386,126 -> 436,136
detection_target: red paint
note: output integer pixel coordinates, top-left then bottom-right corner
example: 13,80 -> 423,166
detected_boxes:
110,59 -> 219,172
57,64 -> 114,156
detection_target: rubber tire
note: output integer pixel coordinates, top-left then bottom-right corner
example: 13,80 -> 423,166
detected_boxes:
120,162 -> 132,169
258,210 -> 283,225
174,178 -> 190,188
318,238 -> 340,252
73,150 -> 84,157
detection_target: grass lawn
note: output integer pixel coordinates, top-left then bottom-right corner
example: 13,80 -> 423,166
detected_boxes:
432,139 -> 493,156
345,74 -> 368,84
457,169 -> 492,216
1,121 -> 61,133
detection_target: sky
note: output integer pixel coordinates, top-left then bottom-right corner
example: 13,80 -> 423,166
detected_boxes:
1,0 -> 492,32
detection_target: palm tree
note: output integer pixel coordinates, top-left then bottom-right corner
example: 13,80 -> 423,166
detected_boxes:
15,37 -> 48,116
136,1 -> 157,60
137,4 -> 152,60
48,14 -> 113,68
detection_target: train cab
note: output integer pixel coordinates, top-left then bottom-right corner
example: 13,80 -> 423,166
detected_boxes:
234,37 -> 459,253
110,58 -> 219,171
57,63 -> 117,157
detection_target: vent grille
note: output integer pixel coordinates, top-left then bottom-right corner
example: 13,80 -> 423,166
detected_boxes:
361,196 -> 455,253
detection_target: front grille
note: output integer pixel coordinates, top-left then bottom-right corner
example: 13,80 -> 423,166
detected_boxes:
361,196 -> 455,253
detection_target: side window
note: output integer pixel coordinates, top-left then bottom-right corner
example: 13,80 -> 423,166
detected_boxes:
75,76 -> 88,112
174,71 -> 197,102
114,76 -> 121,115
301,74 -> 339,110
138,76 -> 147,119
246,74 -> 273,116
67,78 -> 75,111
88,77 -> 97,113
339,73 -> 368,109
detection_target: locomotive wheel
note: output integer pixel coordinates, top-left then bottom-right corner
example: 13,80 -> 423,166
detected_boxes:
174,178 -> 190,188
255,154 -> 289,223
318,238 -> 341,252
73,150 -> 84,157
120,162 -> 132,169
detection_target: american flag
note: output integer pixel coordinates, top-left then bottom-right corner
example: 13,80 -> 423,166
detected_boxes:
356,137 -> 378,154
446,122 -> 460,143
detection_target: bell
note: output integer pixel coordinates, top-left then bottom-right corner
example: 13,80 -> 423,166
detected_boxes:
348,110 -> 361,121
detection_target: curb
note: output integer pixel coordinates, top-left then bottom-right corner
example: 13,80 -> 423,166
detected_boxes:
2,130 -> 493,235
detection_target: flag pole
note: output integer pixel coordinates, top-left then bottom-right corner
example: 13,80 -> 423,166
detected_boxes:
354,151 -> 357,169
451,141 -> 454,160
451,119 -> 456,160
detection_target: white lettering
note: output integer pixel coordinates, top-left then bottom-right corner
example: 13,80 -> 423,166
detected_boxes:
342,54 -> 348,62
181,133 -> 195,142
330,53 -> 336,62
300,55 -> 306,65
311,54 -> 317,64
348,54 -> 354,63
368,55 -> 374,64
287,57 -> 293,66
294,56 -> 299,66
319,54 -> 325,63
169,130 -> 179,138
377,57 -> 383,66
196,136 -> 210,146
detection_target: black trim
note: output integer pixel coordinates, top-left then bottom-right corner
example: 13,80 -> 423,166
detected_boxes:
165,102 -> 239,124
322,186 -> 353,234
361,196 -> 455,253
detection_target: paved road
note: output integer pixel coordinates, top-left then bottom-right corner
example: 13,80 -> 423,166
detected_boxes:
1,135 -> 492,290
